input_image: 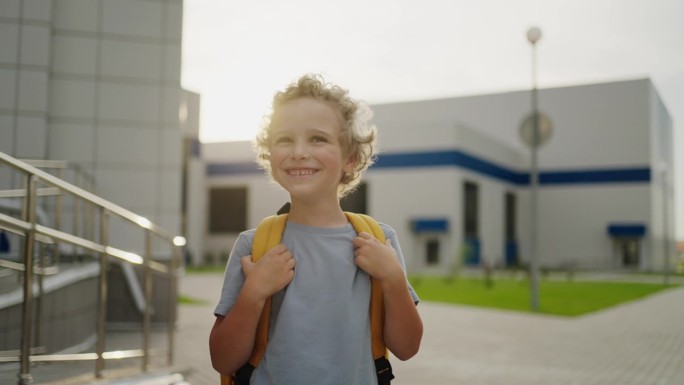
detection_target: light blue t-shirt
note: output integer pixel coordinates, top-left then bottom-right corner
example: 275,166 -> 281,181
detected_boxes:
214,221 -> 419,385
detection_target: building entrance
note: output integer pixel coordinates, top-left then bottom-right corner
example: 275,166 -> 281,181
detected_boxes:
617,238 -> 640,267
607,223 -> 646,270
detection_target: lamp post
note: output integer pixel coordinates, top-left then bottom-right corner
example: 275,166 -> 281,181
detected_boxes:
660,162 -> 671,285
527,26 -> 542,311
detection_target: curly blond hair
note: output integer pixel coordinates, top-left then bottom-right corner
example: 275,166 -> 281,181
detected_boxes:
255,74 -> 377,198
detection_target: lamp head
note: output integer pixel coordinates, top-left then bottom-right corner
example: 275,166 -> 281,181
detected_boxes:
527,27 -> 542,44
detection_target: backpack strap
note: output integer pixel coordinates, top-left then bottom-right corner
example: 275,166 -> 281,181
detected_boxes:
248,214 -> 288,365
222,212 -> 394,385
344,213 -> 387,359
344,213 -> 395,384
223,214 -> 288,385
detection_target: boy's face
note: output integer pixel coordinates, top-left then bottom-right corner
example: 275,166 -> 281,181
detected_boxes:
268,97 -> 354,202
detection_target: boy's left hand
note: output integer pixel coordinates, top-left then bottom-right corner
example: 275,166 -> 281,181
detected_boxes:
352,232 -> 404,282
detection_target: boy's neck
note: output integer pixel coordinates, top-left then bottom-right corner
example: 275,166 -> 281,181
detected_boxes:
286,199 -> 348,227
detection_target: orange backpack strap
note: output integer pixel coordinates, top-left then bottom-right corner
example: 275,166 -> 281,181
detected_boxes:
344,213 -> 387,358
248,214 -> 288,364
222,214 -> 289,385
345,213 -> 395,384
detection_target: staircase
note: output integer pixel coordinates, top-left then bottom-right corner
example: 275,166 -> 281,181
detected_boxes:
0,152 -> 186,385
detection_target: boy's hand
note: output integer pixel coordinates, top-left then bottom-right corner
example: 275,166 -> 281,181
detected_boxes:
352,232 -> 404,283
241,244 -> 296,300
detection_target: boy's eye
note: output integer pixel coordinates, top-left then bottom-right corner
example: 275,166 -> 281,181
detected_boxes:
311,136 -> 328,143
273,136 -> 292,144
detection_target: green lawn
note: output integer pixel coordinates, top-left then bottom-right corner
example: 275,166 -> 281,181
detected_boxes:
178,294 -> 207,305
409,275 -> 678,316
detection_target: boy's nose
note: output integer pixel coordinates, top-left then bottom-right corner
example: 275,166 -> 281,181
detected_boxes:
291,141 -> 309,159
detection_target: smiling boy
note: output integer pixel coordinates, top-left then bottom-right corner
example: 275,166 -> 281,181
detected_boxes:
210,74 -> 422,385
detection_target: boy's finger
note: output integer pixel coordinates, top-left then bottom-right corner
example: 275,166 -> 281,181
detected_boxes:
270,244 -> 287,254
240,255 -> 253,269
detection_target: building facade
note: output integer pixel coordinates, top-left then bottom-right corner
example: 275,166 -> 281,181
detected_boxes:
196,78 -> 676,274
0,0 -> 185,254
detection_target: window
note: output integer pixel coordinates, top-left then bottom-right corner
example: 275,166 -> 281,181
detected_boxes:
341,182 -> 367,214
426,239 -> 440,265
505,192 -> 516,240
208,187 -> 247,233
463,181 -> 478,238
619,238 -> 640,267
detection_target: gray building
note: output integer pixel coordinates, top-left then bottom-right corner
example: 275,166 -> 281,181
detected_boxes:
1,0 -> 185,252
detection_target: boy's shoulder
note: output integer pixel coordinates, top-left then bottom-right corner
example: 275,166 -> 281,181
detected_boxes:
234,228 -> 257,249
377,221 -> 396,237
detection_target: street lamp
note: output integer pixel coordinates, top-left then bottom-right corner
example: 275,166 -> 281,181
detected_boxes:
526,26 -> 542,311
660,162 -> 671,285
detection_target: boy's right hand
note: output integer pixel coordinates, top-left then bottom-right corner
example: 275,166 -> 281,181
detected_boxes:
240,244 -> 296,300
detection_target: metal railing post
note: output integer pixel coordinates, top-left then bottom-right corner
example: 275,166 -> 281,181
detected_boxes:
35,242 -> 45,350
19,175 -> 37,385
142,230 -> 153,371
95,209 -> 109,377
53,168 -> 64,264
168,244 -> 180,366
72,172 -> 81,256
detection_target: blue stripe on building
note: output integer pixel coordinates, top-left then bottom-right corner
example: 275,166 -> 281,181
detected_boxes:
410,218 -> 450,233
373,150 -> 526,184
206,149 -> 651,185
539,168 -> 650,185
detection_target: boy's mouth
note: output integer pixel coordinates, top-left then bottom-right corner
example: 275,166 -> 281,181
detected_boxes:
287,168 -> 317,177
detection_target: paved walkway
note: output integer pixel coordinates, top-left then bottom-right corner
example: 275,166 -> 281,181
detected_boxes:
177,272 -> 684,385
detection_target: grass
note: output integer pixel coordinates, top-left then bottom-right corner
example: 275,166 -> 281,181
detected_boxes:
409,275 -> 679,316
179,266 -> 681,316
178,294 -> 207,305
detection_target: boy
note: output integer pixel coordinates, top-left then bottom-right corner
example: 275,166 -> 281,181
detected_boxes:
210,74 -> 422,384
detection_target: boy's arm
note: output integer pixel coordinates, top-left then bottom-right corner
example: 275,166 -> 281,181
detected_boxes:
210,276 -> 269,374
209,283 -> 266,374
209,246 -> 296,374
380,273 -> 423,360
353,233 -> 423,360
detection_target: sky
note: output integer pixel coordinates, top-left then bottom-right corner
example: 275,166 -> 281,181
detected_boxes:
181,0 -> 684,239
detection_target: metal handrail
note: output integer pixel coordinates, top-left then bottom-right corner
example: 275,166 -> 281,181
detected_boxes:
0,151 -> 183,384
0,152 -> 175,240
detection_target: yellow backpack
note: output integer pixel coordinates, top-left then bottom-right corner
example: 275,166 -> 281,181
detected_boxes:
221,212 -> 394,385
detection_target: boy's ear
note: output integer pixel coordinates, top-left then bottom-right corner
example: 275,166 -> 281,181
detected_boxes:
343,154 -> 356,174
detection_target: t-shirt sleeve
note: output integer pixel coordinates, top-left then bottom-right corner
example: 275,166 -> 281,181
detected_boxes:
213,230 -> 255,316
381,223 -> 420,304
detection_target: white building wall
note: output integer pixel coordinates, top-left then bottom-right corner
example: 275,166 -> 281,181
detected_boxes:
648,82 -> 676,270
477,173 -> 507,267
369,78 -> 667,272
536,79 -> 651,168
534,185 -> 651,270
366,168 -> 460,274
531,79 -> 654,270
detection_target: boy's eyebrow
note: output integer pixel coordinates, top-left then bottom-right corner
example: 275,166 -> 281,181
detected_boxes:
270,127 -> 335,139
308,128 -> 334,137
